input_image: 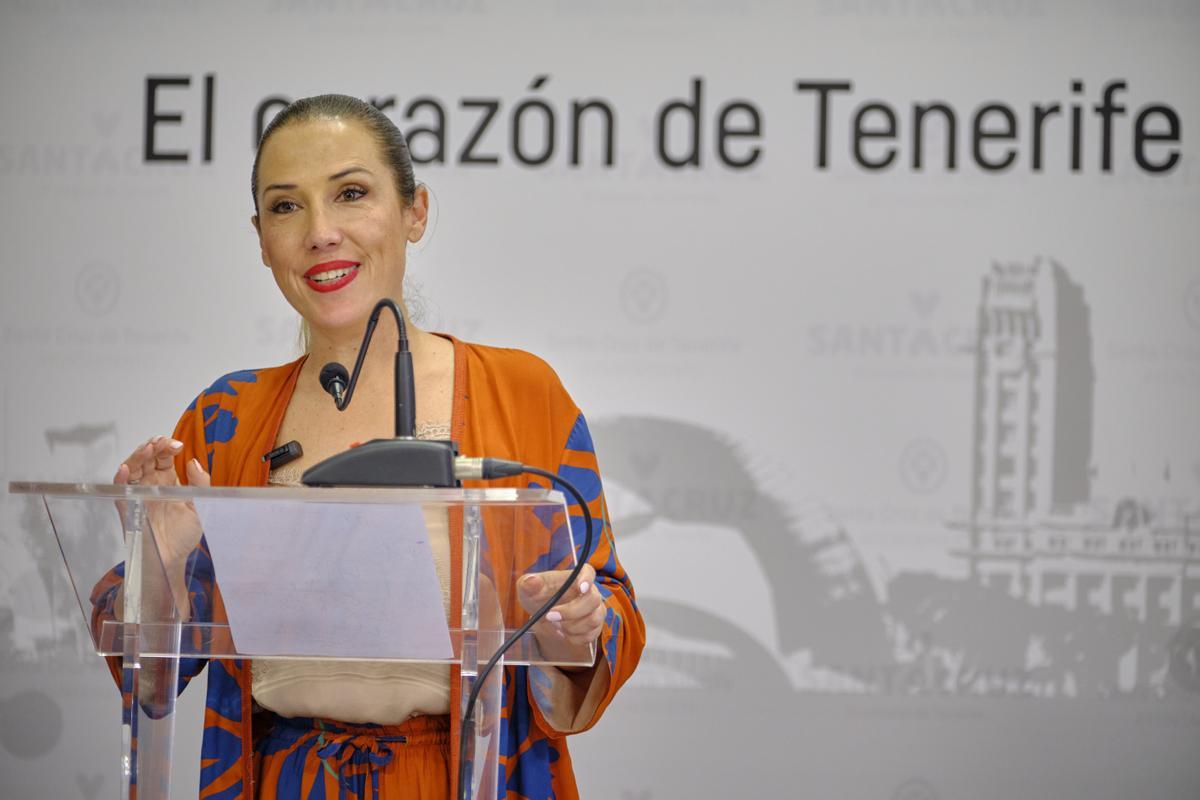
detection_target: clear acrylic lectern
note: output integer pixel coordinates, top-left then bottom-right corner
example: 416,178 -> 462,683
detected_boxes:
8,481 -> 594,800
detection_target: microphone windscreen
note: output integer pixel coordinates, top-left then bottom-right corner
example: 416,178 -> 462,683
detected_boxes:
318,362 -> 350,396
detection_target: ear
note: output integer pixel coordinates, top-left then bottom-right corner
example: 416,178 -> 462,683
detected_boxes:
406,185 -> 430,243
251,214 -> 269,267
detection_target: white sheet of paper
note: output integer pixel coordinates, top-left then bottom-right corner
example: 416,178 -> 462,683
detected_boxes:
192,498 -> 453,660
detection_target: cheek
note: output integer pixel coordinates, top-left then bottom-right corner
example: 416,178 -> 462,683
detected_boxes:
260,228 -> 297,268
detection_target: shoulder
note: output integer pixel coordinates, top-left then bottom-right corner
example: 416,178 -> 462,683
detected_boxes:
174,358 -> 305,478
461,340 -> 560,381
460,340 -> 574,404
456,339 -> 585,461
186,359 -> 304,412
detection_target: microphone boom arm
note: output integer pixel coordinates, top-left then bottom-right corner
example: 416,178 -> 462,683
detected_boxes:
325,298 -> 415,438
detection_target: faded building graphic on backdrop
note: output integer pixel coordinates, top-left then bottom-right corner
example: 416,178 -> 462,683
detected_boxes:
599,258 -> 1200,701
2,422 -> 119,662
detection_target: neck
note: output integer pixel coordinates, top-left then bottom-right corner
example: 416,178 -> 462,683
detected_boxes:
306,302 -> 436,376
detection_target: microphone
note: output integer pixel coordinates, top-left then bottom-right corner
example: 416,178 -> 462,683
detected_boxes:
319,362 -> 349,408
301,298 -> 457,488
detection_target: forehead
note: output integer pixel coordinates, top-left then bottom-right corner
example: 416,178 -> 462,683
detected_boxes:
258,117 -> 385,186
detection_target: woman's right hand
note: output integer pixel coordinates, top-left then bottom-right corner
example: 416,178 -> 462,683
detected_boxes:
114,435 -> 210,489
113,436 -> 211,616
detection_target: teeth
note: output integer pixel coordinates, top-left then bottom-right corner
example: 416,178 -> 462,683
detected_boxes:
310,266 -> 357,283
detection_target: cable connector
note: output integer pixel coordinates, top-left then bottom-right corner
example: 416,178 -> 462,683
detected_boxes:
454,457 -> 525,480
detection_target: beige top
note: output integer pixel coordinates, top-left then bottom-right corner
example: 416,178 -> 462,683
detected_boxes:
250,424 -> 453,724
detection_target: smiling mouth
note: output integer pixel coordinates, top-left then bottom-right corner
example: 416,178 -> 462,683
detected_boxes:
309,265 -> 358,283
303,261 -> 361,293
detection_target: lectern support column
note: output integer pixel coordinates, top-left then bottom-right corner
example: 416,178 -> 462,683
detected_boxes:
119,499 -> 182,800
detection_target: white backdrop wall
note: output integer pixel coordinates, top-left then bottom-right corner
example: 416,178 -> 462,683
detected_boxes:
2,2 -> 1199,798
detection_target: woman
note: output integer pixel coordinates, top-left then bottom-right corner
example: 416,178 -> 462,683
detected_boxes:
91,94 -> 644,800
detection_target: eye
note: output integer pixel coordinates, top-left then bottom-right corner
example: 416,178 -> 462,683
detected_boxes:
269,199 -> 298,214
338,186 -> 367,201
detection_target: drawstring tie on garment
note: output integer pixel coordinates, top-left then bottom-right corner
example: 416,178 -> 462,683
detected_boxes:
315,720 -> 407,800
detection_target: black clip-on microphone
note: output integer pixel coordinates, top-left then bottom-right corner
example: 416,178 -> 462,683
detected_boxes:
301,298 -> 460,487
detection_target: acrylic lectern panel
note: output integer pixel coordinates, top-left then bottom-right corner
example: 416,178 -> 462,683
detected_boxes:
9,482 -> 595,800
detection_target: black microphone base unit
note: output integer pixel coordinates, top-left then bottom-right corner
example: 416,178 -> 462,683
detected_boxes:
300,438 -> 460,488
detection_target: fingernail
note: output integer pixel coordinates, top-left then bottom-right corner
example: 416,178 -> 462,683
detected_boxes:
169,439 -> 183,450
190,458 -> 202,470
546,611 -> 562,623
579,581 -> 590,594
522,575 -> 543,592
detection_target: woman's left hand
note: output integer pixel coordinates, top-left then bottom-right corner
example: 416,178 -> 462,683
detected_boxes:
517,563 -> 605,648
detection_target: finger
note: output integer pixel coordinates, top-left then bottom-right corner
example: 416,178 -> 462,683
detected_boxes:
517,572 -> 549,598
519,564 -> 597,619
548,563 -> 597,612
546,586 -> 602,628
574,564 -> 596,596
113,462 -> 130,485
556,616 -> 604,645
555,601 -> 606,637
552,594 -> 604,633
524,563 -> 595,595
517,570 -> 569,603
185,457 -> 211,487
549,578 -> 601,620
122,442 -> 155,483
120,437 -> 180,485
152,438 -> 184,472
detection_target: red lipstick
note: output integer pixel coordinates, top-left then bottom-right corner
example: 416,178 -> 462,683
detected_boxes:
304,260 -> 360,293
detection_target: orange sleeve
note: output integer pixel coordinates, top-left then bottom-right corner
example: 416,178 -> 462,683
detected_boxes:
526,411 -> 646,735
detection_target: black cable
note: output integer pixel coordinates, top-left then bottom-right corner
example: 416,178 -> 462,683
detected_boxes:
332,299 -> 390,410
455,465 -> 595,800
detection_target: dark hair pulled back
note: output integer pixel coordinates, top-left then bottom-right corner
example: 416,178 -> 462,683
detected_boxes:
251,94 -> 417,214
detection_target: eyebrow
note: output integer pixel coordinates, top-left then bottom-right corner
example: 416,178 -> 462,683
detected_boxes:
262,167 -> 373,195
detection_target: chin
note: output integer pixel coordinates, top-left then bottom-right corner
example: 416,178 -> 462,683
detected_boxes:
303,296 -> 381,337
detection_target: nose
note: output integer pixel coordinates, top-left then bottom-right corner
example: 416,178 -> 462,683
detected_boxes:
304,205 -> 343,251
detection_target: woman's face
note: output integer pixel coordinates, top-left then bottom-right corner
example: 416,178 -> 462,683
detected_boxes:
252,117 -> 427,338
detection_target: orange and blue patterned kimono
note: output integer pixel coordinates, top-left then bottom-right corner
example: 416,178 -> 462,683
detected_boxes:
90,337 -> 645,799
